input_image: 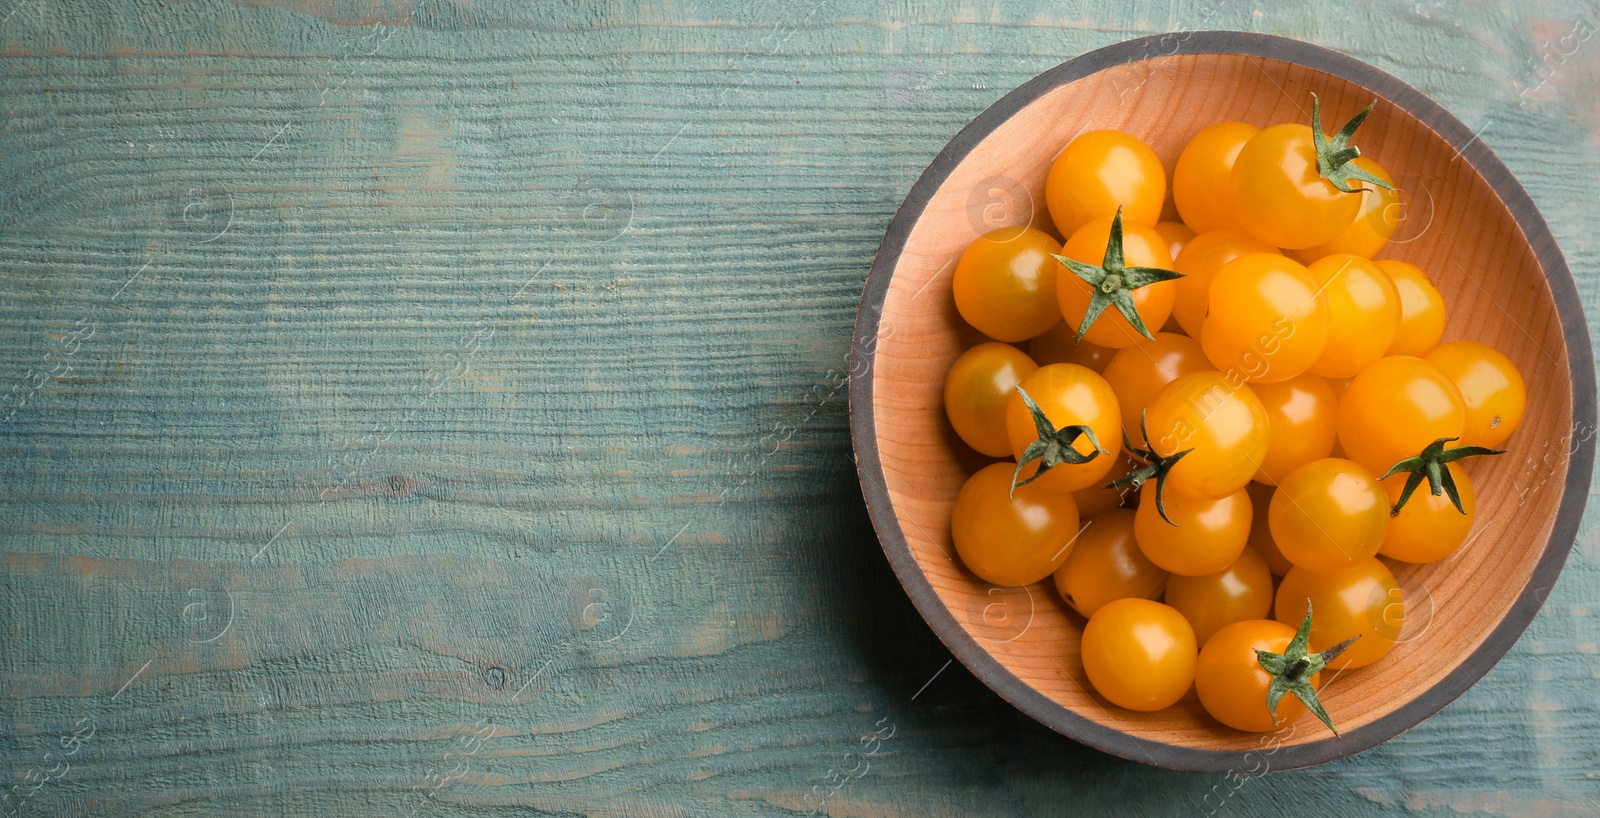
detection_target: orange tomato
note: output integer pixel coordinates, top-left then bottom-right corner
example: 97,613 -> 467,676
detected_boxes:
1274,558 -> 1402,670
1134,482 -> 1252,576
1303,254 -> 1401,378
1379,260 -> 1447,357
1196,620 -> 1317,732
1054,508 -> 1168,617
1004,364 -> 1122,493
1268,458 -> 1389,573
944,342 -> 1039,457
1045,130 -> 1166,238
1165,546 -> 1274,646
1379,463 -> 1477,563
1081,598 -> 1197,711
1057,217 -> 1178,349
1424,341 -> 1526,448
1231,122 -> 1363,249
1101,332 -> 1214,448
1145,371 -> 1272,499
1292,157 -> 1399,262
1171,229 -> 1280,339
1200,253 -> 1330,383
1248,371 -> 1338,484
1173,121 -> 1260,235
952,226 -> 1064,342
1336,356 -> 1466,475
951,462 -> 1081,586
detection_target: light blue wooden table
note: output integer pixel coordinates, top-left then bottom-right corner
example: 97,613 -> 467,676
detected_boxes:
2,1 -> 1599,815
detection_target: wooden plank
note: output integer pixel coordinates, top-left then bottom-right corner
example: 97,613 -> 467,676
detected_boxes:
1,0 -> 1599,814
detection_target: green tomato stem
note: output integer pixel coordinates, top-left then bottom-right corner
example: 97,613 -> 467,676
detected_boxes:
1379,436 -> 1504,515
1008,385 -> 1107,498
1310,94 -> 1394,194
1103,410 -> 1192,526
1054,208 -> 1183,342
1255,603 -> 1360,736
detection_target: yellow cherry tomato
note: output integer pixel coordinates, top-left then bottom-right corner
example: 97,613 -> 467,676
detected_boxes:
1304,254 -> 1401,378
1073,453 -> 1140,518
1135,482 -> 1252,576
1057,217 -> 1178,349
1249,371 -> 1338,484
1378,260 -> 1447,357
1145,371 -> 1271,499
1155,220 -> 1197,261
1004,364 -> 1122,493
950,462 -> 1081,586
1337,356 -> 1466,475
1268,458 -> 1389,573
1424,341 -> 1526,448
1231,123 -> 1363,249
952,226 -> 1063,342
1200,253 -> 1330,383
1275,558 -> 1402,670
1081,598 -> 1197,711
1379,463 -> 1476,563
1245,482 -> 1295,575
1045,130 -> 1166,238
1101,332 -> 1213,449
1054,508 -> 1168,617
1292,157 -> 1399,262
944,343 -> 1039,457
1028,321 -> 1115,372
1173,121 -> 1260,235
1171,229 -> 1279,337
1165,546 -> 1274,646
1196,620 -> 1316,732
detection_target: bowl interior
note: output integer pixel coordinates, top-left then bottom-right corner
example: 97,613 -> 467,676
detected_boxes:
866,46 -> 1581,762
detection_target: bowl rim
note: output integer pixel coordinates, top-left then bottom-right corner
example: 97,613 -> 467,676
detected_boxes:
848,30 -> 1598,772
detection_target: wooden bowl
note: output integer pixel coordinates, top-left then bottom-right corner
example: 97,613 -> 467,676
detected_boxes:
849,32 -> 1597,772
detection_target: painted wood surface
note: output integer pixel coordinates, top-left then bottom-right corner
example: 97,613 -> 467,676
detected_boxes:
1,0 -> 1598,815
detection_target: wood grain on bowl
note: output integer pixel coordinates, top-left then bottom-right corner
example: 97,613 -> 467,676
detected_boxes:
850,32 -> 1597,772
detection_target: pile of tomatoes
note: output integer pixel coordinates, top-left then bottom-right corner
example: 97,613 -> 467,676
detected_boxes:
942,97 -> 1527,733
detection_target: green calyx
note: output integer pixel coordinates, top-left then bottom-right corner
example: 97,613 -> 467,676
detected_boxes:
1009,385 -> 1106,498
1102,410 -> 1192,526
1255,603 -> 1360,735
1379,436 -> 1504,516
1311,94 -> 1394,194
1053,208 -> 1184,343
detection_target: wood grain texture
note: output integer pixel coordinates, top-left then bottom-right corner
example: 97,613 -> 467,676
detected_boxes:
1,0 -> 1600,814
855,35 -> 1592,771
